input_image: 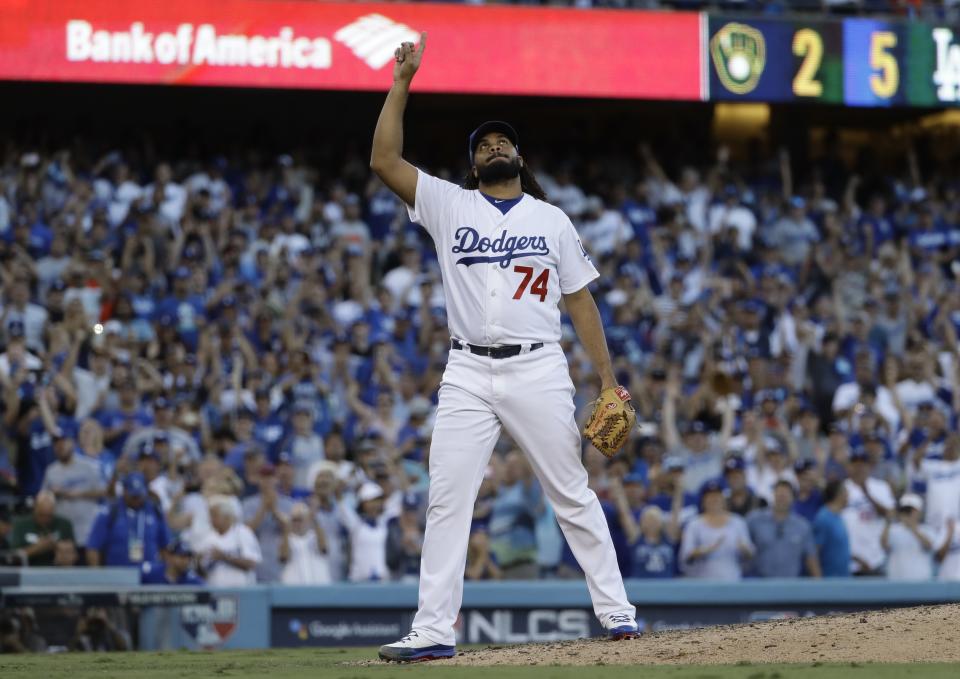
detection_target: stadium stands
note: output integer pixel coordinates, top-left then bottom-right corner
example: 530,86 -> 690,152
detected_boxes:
0,96 -> 959,588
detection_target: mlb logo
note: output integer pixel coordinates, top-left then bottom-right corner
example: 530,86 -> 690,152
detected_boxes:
180,596 -> 239,648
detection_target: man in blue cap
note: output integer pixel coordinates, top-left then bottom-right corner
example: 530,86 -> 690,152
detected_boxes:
723,455 -> 760,517
156,265 -> 205,351
386,491 -> 424,582
85,472 -> 170,568
793,458 -> 823,522
766,196 -> 819,266
812,479 -> 850,577
747,479 -> 821,578
141,539 -> 205,585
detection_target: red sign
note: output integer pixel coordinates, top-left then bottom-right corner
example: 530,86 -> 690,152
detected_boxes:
0,0 -> 702,100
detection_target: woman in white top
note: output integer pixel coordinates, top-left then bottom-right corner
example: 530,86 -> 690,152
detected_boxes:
881,494 -> 935,580
679,479 -> 754,580
280,502 -> 331,585
337,482 -> 398,582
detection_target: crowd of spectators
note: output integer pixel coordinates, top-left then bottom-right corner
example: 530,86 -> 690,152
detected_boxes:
0,123 -> 958,587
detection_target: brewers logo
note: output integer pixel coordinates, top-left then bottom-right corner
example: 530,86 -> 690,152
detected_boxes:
711,23 -> 766,95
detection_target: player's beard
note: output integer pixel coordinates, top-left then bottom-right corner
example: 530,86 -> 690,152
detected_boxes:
476,156 -> 521,184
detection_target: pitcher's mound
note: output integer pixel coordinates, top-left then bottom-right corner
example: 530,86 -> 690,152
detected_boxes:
446,604 -> 960,666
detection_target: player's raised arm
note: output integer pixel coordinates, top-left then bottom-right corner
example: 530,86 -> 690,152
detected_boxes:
369,32 -> 426,208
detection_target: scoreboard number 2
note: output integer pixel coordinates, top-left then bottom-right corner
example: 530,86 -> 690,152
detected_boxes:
869,31 -> 899,99
792,28 -> 824,97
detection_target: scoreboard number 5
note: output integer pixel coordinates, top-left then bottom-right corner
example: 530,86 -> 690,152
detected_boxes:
870,31 -> 899,99
792,29 -> 824,97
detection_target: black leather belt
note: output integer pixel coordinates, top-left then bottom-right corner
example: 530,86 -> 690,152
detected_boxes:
450,339 -> 544,359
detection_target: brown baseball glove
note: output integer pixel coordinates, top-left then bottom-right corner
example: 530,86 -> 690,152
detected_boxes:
583,385 -> 636,457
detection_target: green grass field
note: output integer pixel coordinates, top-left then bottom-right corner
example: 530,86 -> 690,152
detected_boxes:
1,649 -> 958,679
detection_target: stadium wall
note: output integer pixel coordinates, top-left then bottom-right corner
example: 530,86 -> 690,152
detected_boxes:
3,571 -> 960,649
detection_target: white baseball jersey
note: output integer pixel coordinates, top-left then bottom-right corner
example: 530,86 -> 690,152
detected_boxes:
406,169 -> 598,345
397,169 -> 635,646
842,478 -> 896,571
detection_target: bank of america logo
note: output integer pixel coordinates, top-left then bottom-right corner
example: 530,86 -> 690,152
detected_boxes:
334,14 -> 420,70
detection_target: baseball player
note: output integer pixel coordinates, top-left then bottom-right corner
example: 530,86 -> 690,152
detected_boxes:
370,35 -> 638,662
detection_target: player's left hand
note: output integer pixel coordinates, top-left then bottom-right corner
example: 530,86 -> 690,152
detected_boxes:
583,385 -> 636,458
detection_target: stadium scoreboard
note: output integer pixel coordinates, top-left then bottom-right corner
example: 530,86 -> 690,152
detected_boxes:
708,15 -> 955,108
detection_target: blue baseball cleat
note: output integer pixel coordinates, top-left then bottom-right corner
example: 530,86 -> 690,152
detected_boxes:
604,613 -> 641,640
378,630 -> 456,662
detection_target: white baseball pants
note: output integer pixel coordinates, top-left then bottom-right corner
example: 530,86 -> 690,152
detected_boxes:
411,342 -> 635,645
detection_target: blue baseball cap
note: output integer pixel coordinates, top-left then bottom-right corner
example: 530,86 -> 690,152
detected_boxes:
52,419 -> 78,441
794,458 -> 817,473
52,428 -> 75,443
123,472 -> 148,498
623,472 -> 647,486
723,456 -> 746,473
757,389 -> 780,404
849,447 -> 871,463
699,478 -> 725,500
7,319 -> 25,338
468,121 -> 519,164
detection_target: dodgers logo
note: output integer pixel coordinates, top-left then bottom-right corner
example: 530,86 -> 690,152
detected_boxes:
452,227 -> 549,267
577,237 -> 591,262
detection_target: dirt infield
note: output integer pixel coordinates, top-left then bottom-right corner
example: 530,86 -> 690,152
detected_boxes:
443,604 -> 960,666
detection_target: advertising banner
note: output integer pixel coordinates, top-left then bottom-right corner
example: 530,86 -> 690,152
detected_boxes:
0,0 -> 703,100
269,602 -> 917,647
271,607 -> 604,647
